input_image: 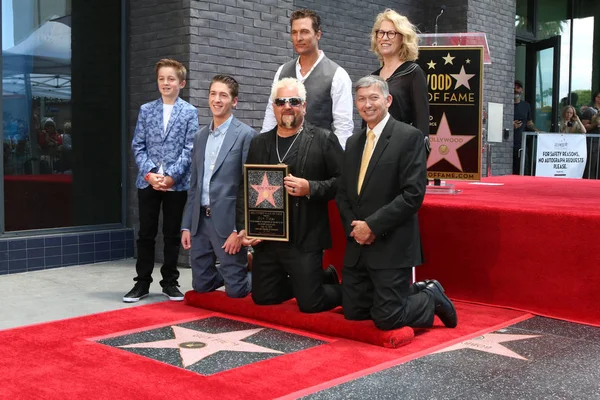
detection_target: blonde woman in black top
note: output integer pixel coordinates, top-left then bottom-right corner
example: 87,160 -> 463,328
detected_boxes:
369,9 -> 429,143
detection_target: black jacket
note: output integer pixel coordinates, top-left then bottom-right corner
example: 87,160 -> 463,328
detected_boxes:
236,121 -> 343,252
336,116 -> 426,268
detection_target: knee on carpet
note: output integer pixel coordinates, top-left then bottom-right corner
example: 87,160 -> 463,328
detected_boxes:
297,299 -> 325,314
251,292 -> 282,306
372,310 -> 408,331
225,286 -> 250,299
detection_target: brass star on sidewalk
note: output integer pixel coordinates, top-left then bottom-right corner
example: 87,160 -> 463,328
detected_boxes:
435,333 -> 541,360
120,326 -> 283,367
442,52 -> 455,65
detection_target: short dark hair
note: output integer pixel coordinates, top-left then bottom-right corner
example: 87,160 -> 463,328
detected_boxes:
209,74 -> 239,98
290,9 -> 321,33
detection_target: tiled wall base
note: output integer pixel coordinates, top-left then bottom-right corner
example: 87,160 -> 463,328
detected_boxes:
0,229 -> 134,275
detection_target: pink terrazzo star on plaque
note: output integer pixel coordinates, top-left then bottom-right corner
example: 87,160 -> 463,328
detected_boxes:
251,173 -> 281,207
450,65 -> 475,90
120,326 -> 283,367
427,112 -> 476,171
435,333 -> 541,360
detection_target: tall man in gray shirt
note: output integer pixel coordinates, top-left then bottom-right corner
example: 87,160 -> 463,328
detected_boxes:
261,8 -> 353,149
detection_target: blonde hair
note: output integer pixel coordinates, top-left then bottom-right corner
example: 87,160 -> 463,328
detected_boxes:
561,105 -> 576,120
370,9 -> 419,62
270,77 -> 307,102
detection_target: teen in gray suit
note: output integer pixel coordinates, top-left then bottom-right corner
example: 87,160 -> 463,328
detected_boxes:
336,75 -> 457,330
181,75 -> 256,298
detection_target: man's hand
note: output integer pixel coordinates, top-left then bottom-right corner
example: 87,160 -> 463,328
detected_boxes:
181,230 -> 191,250
513,120 -> 522,130
284,174 -> 310,197
350,220 -> 375,245
238,230 -> 261,247
222,231 -> 242,255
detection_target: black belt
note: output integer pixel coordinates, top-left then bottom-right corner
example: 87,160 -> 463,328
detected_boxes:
200,206 -> 211,217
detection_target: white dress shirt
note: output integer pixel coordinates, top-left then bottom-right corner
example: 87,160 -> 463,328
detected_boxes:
261,51 -> 354,149
364,113 -> 390,158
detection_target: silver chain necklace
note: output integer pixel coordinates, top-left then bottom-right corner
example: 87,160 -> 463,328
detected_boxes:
276,126 -> 303,164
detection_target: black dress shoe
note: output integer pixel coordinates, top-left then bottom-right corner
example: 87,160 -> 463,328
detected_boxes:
424,281 -> 457,328
409,279 -> 440,295
323,265 -> 340,285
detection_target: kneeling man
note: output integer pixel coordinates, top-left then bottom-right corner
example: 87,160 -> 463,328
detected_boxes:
181,75 -> 256,298
336,75 -> 457,330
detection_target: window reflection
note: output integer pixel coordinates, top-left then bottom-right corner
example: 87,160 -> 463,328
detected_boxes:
2,0 -> 122,231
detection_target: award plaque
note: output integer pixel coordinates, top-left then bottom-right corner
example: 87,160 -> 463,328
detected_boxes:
244,164 -> 289,241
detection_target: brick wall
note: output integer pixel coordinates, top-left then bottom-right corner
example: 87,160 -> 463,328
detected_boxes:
467,0 -> 516,176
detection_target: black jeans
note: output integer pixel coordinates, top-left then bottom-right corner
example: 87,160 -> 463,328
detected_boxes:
251,241 -> 342,313
134,187 -> 187,287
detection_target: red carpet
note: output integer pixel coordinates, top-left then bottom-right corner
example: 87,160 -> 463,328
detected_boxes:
185,290 -> 414,348
0,301 -> 528,399
325,175 -> 600,326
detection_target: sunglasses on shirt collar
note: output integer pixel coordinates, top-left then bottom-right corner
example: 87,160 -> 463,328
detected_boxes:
274,97 -> 304,107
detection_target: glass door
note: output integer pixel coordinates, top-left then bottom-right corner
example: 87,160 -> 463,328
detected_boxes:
526,36 -> 561,132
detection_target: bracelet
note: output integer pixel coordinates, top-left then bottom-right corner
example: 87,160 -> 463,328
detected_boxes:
144,172 -> 151,181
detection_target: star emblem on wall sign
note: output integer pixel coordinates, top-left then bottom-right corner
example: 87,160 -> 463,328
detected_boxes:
434,333 -> 541,360
427,60 -> 437,69
120,326 -> 283,367
427,113 -> 475,171
465,58 -> 471,64
251,173 -> 281,207
442,52 -> 455,65
450,65 -> 476,90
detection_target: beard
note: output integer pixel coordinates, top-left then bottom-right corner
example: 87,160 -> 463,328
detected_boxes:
280,114 -> 299,129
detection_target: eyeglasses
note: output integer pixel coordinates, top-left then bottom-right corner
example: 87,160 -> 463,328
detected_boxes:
274,97 -> 304,107
375,30 -> 399,40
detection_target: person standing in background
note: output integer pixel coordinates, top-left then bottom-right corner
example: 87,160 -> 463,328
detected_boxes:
369,9 -> 429,147
261,9 -> 353,149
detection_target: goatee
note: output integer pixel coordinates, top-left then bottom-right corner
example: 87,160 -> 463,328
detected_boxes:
281,114 -> 297,129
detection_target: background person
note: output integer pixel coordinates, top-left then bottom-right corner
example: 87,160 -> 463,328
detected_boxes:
559,106 -> 586,134
261,8 -> 353,148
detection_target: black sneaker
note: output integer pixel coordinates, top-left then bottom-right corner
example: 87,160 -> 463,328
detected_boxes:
123,283 -> 149,303
162,285 -> 184,301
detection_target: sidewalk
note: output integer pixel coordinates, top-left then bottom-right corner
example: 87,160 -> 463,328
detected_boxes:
0,259 -> 193,330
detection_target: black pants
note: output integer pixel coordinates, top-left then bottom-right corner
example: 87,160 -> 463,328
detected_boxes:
134,187 -> 187,287
251,241 -> 342,313
343,259 -> 434,330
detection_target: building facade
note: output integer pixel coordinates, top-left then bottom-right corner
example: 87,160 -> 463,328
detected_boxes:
0,0 -> 597,273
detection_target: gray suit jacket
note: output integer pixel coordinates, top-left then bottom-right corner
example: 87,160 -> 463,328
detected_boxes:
182,116 -> 257,238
